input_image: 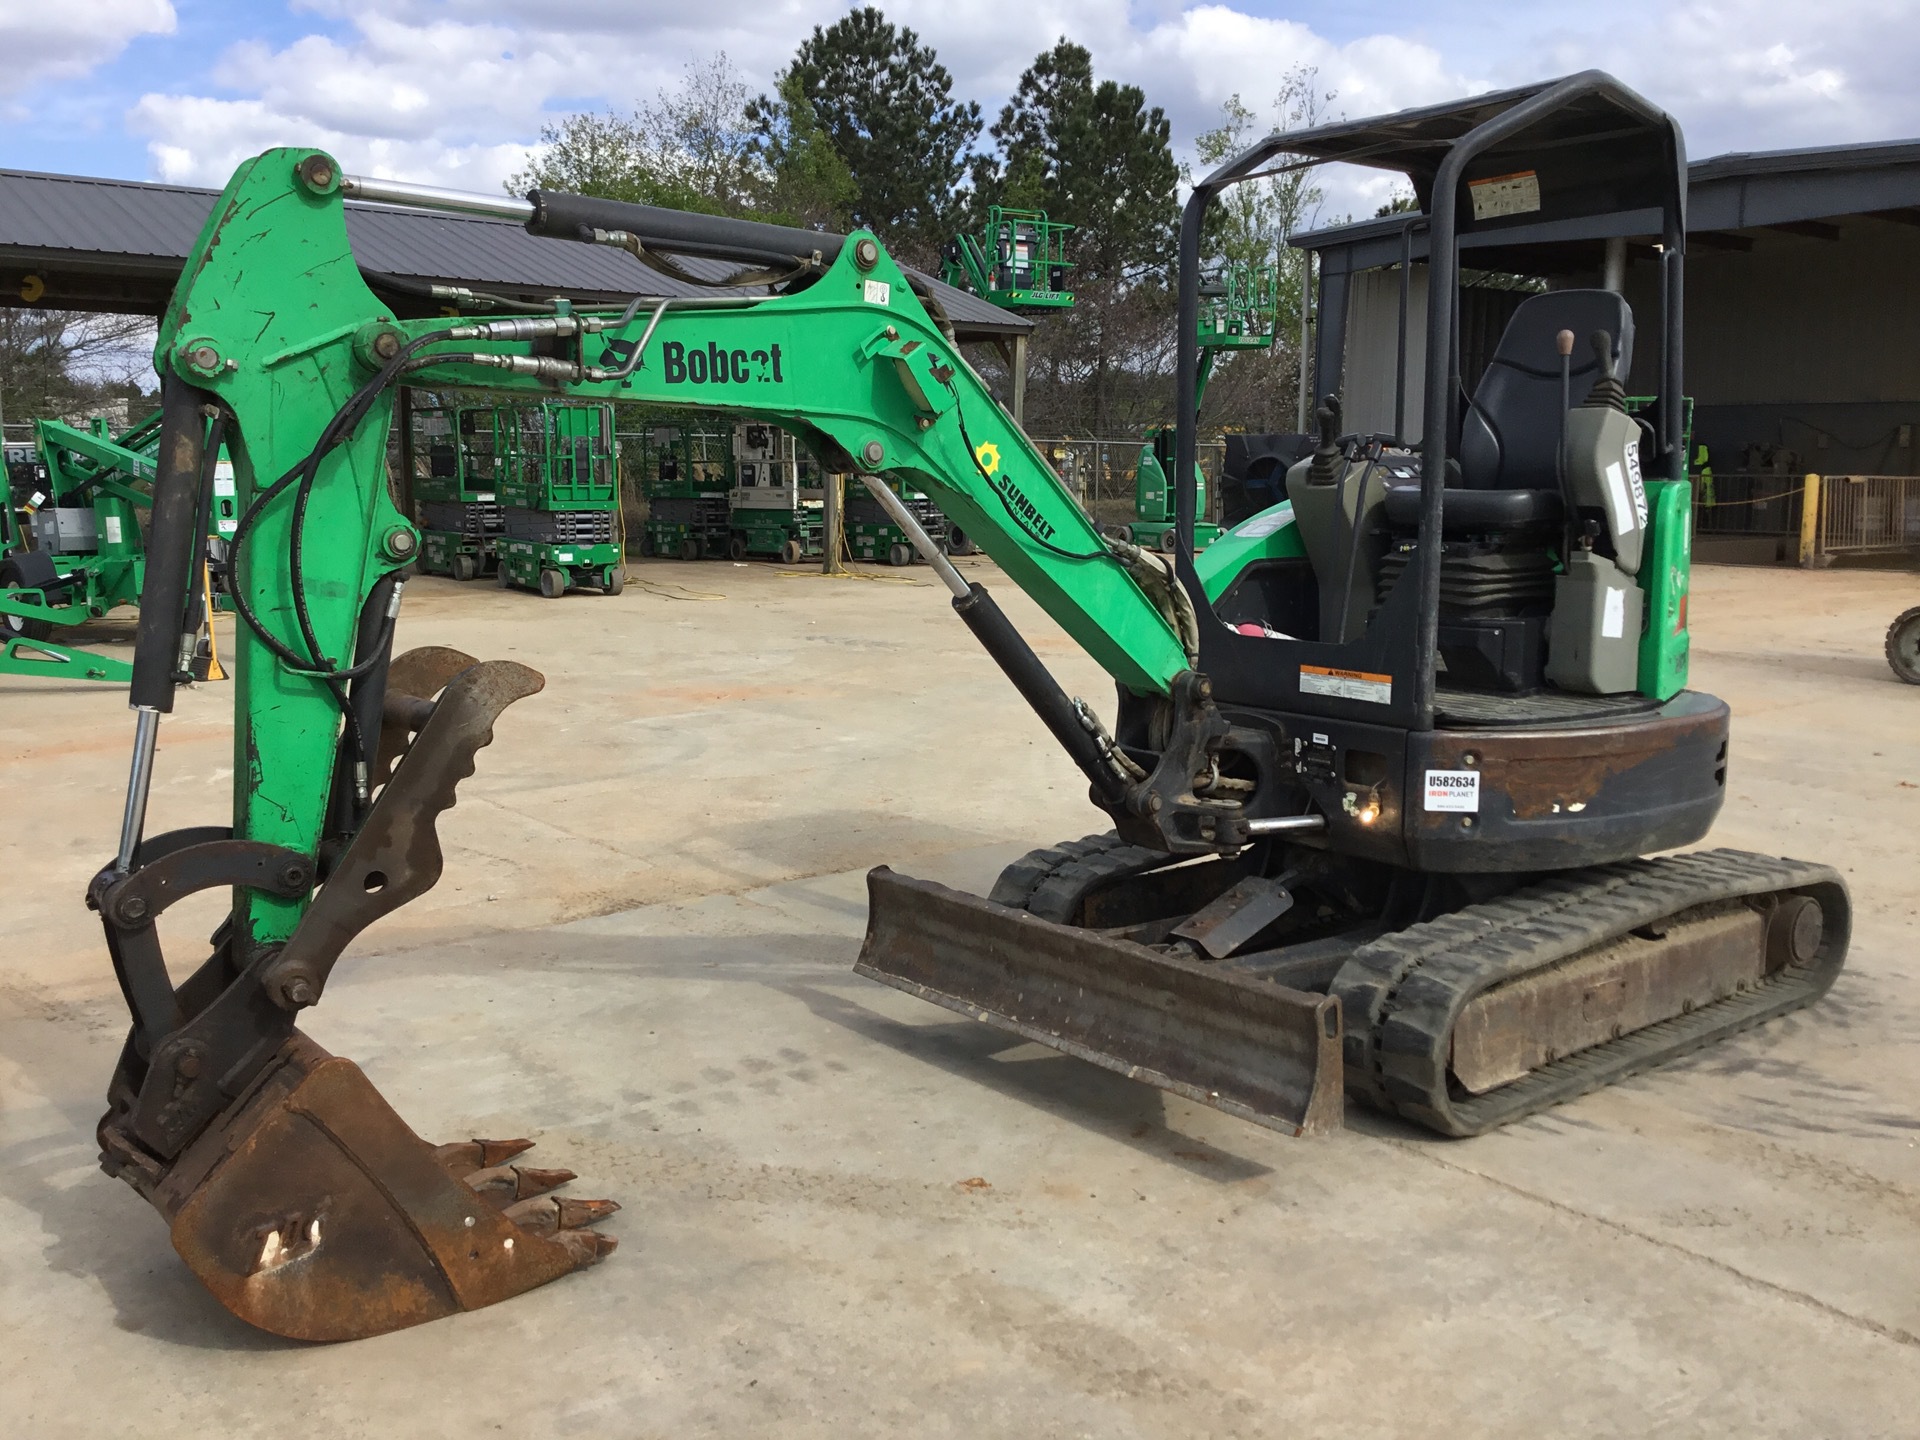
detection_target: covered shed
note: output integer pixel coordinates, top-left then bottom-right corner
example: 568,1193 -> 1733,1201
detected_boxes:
0,167 -> 1035,409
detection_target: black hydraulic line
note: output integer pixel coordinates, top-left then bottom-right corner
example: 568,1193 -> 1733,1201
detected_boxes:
325,572 -> 401,842
177,412 -> 227,677
525,190 -> 846,270
951,583 -> 1130,809
359,268 -> 560,314
130,378 -> 214,712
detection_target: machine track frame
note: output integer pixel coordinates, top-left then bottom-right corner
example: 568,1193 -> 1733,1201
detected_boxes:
981,836 -> 1848,1137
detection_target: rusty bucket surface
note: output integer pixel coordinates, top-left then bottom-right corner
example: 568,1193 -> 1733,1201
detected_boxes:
152,1035 -> 614,1343
855,867 -> 1345,1136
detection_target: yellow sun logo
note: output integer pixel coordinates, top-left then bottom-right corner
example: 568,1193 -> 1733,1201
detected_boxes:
974,442 -> 1001,475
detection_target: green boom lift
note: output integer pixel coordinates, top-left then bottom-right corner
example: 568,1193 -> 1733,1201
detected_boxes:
87,76 -> 1848,1345
942,206 -> 1075,312
1126,262 -> 1282,553
2,410 -> 234,682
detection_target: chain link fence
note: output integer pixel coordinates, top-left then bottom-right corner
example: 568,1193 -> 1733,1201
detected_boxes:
1029,436 -> 1229,533
1693,471 -> 1920,564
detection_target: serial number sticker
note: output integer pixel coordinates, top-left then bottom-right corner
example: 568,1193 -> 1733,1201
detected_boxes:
1623,442 -> 1649,526
1424,769 -> 1481,813
1299,664 -> 1392,705
1469,169 -> 1540,221
863,279 -> 891,306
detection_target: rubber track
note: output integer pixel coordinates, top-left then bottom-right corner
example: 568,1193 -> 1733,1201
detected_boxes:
988,832 -> 1178,924
1332,848 -> 1851,1136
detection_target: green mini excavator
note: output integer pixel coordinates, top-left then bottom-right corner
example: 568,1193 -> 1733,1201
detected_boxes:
87,72 -> 1846,1344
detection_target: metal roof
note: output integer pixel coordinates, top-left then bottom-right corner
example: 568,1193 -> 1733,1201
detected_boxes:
0,167 -> 1031,340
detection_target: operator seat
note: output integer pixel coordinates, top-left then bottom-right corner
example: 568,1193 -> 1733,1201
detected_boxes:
1383,288 -> 1635,532
1375,290 -> 1636,694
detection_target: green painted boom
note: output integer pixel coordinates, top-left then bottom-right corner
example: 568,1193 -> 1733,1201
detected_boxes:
153,148 -> 1187,952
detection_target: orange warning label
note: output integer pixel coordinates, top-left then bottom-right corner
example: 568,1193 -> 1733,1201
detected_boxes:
1299,665 -> 1392,704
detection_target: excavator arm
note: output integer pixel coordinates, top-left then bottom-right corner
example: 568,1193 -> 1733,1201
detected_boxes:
93,148 -> 1273,1342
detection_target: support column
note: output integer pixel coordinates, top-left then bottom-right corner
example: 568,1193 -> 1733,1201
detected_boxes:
823,471 -> 848,574
1010,332 -> 1030,430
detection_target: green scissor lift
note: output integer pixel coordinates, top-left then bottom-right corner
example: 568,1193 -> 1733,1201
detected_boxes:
2,411 -> 236,681
640,418 -> 733,560
942,207 -> 1075,312
728,422 -> 823,563
496,401 -> 624,597
411,401 -> 508,581
1127,262 -> 1281,553
847,473 -> 952,565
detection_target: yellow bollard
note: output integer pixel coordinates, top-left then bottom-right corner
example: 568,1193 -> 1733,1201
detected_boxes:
1797,473 -> 1822,568
193,558 -> 228,682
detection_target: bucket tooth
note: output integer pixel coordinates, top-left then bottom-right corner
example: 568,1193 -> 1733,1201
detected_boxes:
433,1137 -> 536,1177
502,1195 -> 622,1235
463,1164 -> 578,1205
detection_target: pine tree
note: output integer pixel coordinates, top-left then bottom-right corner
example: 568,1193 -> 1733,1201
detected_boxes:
976,39 -> 1177,284
755,8 -> 980,259
972,39 -> 1179,431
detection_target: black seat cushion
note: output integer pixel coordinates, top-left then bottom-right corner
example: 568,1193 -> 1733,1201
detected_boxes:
1458,289 -> 1634,490
1384,484 -> 1563,533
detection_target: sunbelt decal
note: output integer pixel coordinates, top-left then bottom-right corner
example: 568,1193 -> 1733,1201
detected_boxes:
658,340 -> 786,386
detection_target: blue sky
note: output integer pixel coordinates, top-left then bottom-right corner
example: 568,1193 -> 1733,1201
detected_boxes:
5,0 -> 1915,213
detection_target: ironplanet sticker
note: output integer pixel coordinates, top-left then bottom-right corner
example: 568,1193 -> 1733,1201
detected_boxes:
1299,664 -> 1391,704
1424,769 -> 1481,813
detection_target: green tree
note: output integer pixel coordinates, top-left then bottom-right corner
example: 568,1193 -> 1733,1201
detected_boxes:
744,71 -> 857,231
1190,68 -> 1331,274
0,309 -> 154,435
755,8 -> 980,259
509,54 -> 760,217
1184,69 -> 1334,433
976,40 -> 1177,283
970,39 -> 1179,432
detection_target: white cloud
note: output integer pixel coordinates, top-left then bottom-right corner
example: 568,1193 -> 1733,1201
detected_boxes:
121,0 -> 1920,204
0,0 -> 174,99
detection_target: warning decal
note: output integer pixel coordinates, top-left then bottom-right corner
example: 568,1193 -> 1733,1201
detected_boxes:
1423,769 -> 1481,813
1299,664 -> 1392,705
1468,170 -> 1541,221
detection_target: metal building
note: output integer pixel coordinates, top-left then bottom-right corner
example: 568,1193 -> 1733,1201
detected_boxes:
0,166 -> 1036,412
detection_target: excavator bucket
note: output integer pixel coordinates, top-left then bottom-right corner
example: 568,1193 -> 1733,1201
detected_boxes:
855,868 -> 1344,1135
152,1035 -> 615,1343
95,647 -> 617,1342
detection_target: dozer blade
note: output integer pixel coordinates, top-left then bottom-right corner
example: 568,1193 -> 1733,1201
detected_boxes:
152,1034 -> 615,1343
854,867 -> 1344,1135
